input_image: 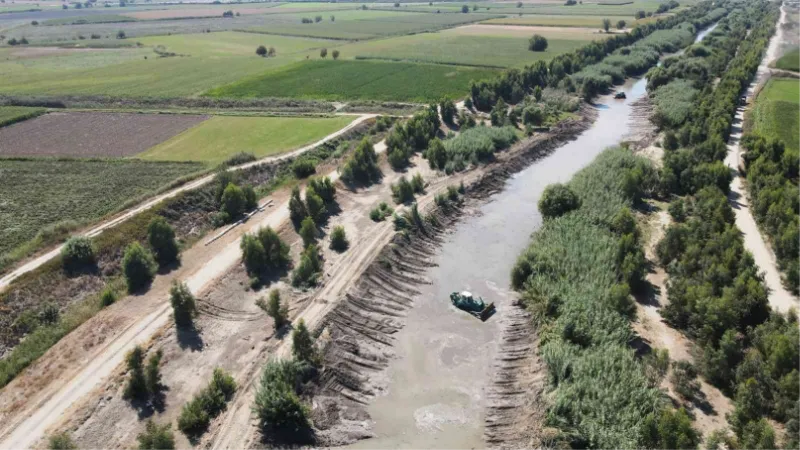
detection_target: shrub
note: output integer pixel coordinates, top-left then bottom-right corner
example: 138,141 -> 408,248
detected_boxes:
426,138 -> 447,170
291,244 -> 321,287
256,45 -> 267,57
61,236 -> 95,270
177,368 -> 237,436
411,173 -> 425,194
329,225 -> 348,252
340,138 -> 380,185
391,176 -> 416,204
539,183 -> 580,219
241,226 -> 290,276
602,18 -> 611,32
116,30 -> 125,39
241,234 -> 267,275
124,345 -> 147,400
169,281 -> 196,328
305,191 -> 325,224
48,432 -> 76,450
528,34 -> 548,52
639,408 -> 700,449
369,202 -> 394,221
617,19 -> 626,29
137,420 -> 174,450
332,49 -> 339,59
100,285 -> 118,307
221,183 -> 246,219
299,217 -> 317,248
439,97 -> 457,125
289,186 -> 308,225
257,289 -> 288,329
122,242 -> 157,292
319,48 -> 327,58
292,319 -> 317,365
253,359 -> 310,433
147,217 -> 179,266
307,176 -> 336,204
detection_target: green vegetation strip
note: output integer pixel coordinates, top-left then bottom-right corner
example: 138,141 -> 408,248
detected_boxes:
511,147 -> 696,448
206,60 -> 498,103
774,47 -> 799,72
138,115 -> 356,165
751,78 -> 799,152
0,106 -> 45,127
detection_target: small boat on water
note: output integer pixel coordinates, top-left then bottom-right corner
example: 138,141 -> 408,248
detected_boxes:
449,291 -> 495,321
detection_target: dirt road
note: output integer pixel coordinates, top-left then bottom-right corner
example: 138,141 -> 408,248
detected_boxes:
0,114 -> 373,294
0,119 -> 375,450
725,4 -> 797,314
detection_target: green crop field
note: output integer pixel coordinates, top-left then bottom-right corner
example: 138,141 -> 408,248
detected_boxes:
775,47 -> 799,72
337,25 -> 596,67
136,31 -> 331,57
42,14 -> 137,25
480,14 -> 657,27
0,158 -> 203,262
0,106 -> 46,127
137,115 -> 356,164
206,59 -> 498,102
752,78 -> 799,151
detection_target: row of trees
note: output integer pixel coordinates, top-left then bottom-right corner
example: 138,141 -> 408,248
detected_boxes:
647,1 -> 798,446
468,0 -> 722,110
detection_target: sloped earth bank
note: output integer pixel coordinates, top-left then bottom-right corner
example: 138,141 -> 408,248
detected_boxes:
309,77 -> 657,450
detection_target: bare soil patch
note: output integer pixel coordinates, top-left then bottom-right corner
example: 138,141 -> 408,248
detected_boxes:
0,112 -> 209,158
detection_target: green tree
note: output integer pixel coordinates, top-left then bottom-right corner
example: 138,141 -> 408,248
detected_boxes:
539,183 -> 580,219
291,244 -> 322,287
147,216 -> 179,266
257,226 -> 290,269
261,289 -> 289,329
221,183 -> 246,219
528,34 -> 548,51
602,18 -> 611,32
490,98 -> 508,126
241,234 -> 267,275
137,420 -> 175,450
305,190 -> 326,224
307,177 -> 336,204
461,4 -> 468,12
730,378 -> 766,436
122,242 -> 157,292
340,138 -> 380,185
292,319 -> 317,365
391,176 -> 415,204
439,97 -> 456,125
145,349 -> 163,398
253,360 -> 310,433
320,48 -> 327,58
169,281 -> 196,328
533,85 -> 543,101
639,408 -> 699,449
427,138 -> 447,170
289,186 -> 308,225
617,19 -> 626,29
739,419 -> 777,449
329,225 -> 349,252
256,45 -> 267,56
61,236 -> 95,270
243,185 -> 258,211
124,345 -> 147,400
332,49 -> 340,59
299,217 -> 317,248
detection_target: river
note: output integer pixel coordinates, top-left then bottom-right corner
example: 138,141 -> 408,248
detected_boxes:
347,23 -> 718,450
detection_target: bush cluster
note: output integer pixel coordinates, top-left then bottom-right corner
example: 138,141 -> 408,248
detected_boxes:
253,359 -> 310,435
385,107 -> 439,170
177,368 -> 237,436
240,226 -> 290,277
340,138 -> 381,186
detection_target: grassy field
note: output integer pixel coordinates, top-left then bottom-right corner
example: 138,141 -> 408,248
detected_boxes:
0,106 -> 45,127
42,14 -> 137,25
775,47 -> 799,72
336,25 -> 596,67
752,78 -> 799,151
135,31 -> 330,57
206,59 -> 498,102
0,158 -> 204,261
480,14 -> 657,27
137,115 -> 355,164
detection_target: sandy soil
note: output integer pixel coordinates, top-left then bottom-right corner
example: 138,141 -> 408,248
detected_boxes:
0,112 -> 209,158
726,3 -> 798,313
0,115 -> 372,450
0,114 -> 371,292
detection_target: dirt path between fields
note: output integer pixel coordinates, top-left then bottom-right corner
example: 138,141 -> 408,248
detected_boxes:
0,116 -> 374,450
725,3 -> 798,314
0,114 -> 373,293
633,208 -> 733,439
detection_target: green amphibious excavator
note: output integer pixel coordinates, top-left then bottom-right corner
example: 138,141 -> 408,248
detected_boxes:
449,291 -> 495,321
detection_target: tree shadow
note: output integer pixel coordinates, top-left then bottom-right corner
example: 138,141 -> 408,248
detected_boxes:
131,384 -> 169,420
634,277 -> 662,307
275,322 -> 294,340
258,424 -> 316,448
176,324 -> 204,352
251,266 -> 292,291
63,262 -> 99,279
630,334 -> 653,358
156,259 -> 181,276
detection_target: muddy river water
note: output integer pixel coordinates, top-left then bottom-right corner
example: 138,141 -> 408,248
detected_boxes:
348,24 -> 718,449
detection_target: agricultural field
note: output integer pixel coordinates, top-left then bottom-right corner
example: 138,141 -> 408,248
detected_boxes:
775,47 -> 799,72
0,106 -> 45,127
751,77 -> 799,151
206,59 -> 498,102
42,14 -> 137,25
337,24 -> 598,67
0,158 -> 203,261
0,112 -> 209,158
138,115 -> 355,165
480,14 -> 657,27
135,31 -> 331,57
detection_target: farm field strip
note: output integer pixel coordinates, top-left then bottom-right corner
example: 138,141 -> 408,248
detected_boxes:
0,106 -> 45,127
206,59 -> 499,102
0,114 -> 371,292
751,78 -> 799,151
480,13 -> 657,27
137,115 -> 357,164
0,111 -> 210,158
